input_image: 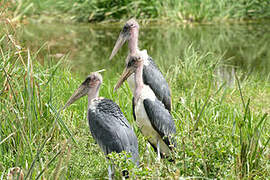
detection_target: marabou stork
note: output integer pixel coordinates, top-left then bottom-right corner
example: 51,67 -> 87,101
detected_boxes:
63,72 -> 139,179
109,19 -> 172,112
114,55 -> 176,160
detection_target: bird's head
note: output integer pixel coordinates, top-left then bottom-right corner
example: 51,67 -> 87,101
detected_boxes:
84,72 -> 103,88
109,18 -> 139,60
63,71 -> 103,109
114,55 -> 143,91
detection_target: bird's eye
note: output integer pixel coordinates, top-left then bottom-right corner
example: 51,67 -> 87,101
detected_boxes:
127,59 -> 134,67
127,61 -> 131,67
123,25 -> 129,32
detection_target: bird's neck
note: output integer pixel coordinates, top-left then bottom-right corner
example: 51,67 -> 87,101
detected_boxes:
134,63 -> 144,102
87,86 -> 100,109
129,29 -> 139,55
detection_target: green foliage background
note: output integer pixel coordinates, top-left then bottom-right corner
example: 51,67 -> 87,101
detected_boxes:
4,0 -> 270,23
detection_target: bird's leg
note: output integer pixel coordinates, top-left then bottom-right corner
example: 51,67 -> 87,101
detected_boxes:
108,163 -> 115,180
146,143 -> 151,167
157,140 -> 161,162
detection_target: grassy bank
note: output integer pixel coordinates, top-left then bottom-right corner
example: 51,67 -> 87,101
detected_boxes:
1,23 -> 269,179
3,0 -> 270,23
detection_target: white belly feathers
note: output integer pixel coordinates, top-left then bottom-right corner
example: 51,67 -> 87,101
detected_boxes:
134,86 -> 171,156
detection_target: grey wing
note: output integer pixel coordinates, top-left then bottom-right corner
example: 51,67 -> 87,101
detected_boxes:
143,57 -> 172,112
143,98 -> 176,148
88,107 -> 139,164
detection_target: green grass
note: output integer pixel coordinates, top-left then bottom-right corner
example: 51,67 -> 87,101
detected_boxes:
3,0 -> 270,23
1,23 -> 270,179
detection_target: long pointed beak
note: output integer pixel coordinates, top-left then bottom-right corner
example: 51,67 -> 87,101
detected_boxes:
63,84 -> 89,110
114,67 -> 133,92
109,32 -> 128,60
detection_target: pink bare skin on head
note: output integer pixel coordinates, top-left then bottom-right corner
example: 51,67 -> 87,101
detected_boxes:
63,72 -> 103,110
114,55 -> 144,104
109,19 -> 140,60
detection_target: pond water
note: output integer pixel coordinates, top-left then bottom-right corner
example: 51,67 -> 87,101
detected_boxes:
18,22 -> 270,81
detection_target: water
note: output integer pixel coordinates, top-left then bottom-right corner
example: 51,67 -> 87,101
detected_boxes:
19,22 -> 270,80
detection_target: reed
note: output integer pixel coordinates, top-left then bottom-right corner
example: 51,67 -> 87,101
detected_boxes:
0,27 -> 75,179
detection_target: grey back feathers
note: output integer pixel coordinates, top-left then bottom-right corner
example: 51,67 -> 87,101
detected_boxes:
143,57 -> 172,112
143,98 -> 177,149
88,98 -> 139,165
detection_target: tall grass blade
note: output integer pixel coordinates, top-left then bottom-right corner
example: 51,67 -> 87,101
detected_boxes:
35,150 -> 62,180
48,103 -> 78,145
235,73 -> 245,107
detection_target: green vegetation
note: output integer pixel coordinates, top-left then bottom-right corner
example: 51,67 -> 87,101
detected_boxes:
1,0 -> 270,178
1,23 -> 269,179
3,0 -> 270,23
